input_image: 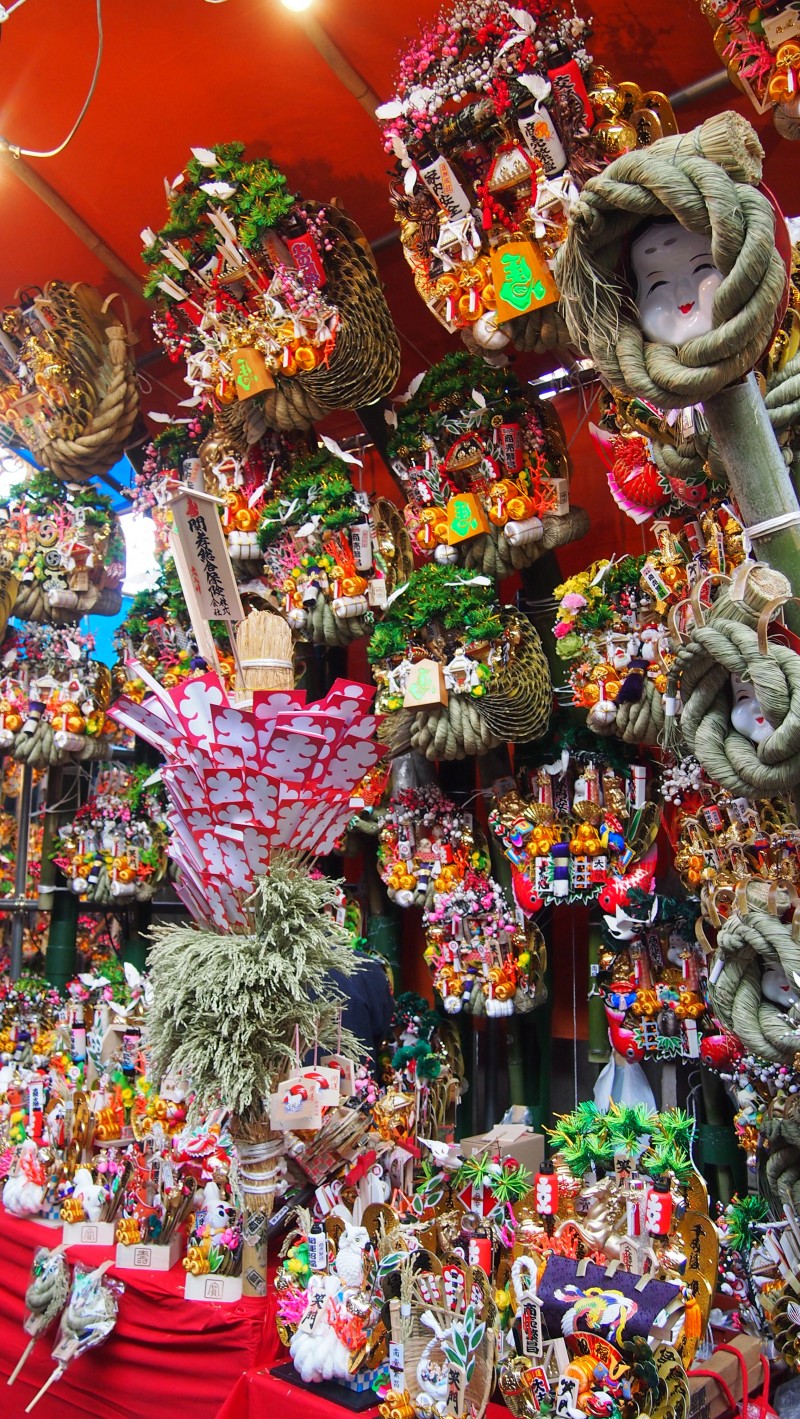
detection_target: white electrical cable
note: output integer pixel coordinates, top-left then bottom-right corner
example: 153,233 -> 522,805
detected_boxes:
1,0 -> 103,160
0,2 -> 32,22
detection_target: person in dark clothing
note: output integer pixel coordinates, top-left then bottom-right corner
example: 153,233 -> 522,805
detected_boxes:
327,957 -> 394,1078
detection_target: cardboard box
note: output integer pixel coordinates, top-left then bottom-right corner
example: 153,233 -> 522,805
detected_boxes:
62,1220 -> 116,1248
688,1334 -> 763,1419
184,1272 -> 242,1304
116,1237 -> 182,1272
460,1125 -> 545,1178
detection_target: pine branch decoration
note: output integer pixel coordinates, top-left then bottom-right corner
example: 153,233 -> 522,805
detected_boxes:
146,851 -> 362,1123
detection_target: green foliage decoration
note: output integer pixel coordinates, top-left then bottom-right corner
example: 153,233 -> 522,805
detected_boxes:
145,851 -> 362,1125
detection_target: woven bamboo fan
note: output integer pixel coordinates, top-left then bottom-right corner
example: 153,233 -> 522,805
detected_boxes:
388,1261 -> 496,1419
143,146 -> 400,433
0,282 -> 139,483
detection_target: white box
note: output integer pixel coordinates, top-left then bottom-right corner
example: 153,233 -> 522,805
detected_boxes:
541,478 -> 570,516
116,1237 -> 182,1272
63,1220 -> 116,1247
184,1272 -> 242,1303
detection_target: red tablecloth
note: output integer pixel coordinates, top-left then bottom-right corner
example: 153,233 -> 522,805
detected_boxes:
218,1367 -> 510,1419
0,1209 -> 280,1419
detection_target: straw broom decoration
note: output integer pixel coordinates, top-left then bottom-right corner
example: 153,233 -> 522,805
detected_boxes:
233,609 -> 295,698
145,850 -> 361,1295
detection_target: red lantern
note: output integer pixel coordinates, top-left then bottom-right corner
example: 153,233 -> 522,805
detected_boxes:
534,1161 -> 559,1217
644,1179 -> 673,1236
468,1227 -> 492,1272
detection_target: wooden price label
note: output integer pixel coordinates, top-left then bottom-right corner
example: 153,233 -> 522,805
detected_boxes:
491,241 -> 559,324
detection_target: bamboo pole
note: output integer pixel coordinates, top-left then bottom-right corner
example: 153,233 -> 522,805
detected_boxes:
0,146 -> 146,300
296,14 -> 381,118
9,763 -> 33,980
704,374 -> 800,632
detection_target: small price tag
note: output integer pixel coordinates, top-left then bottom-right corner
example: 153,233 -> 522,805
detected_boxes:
368,577 -> 387,609
389,1341 -> 405,1390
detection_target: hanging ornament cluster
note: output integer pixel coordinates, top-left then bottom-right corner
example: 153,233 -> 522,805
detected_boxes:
552,552 -> 673,745
379,0 -> 677,353
423,862 -> 547,1015
0,812 -> 42,921
377,784 -> 476,908
696,0 -> 800,139
132,415 -> 214,551
54,767 -> 170,904
0,283 -> 139,482
368,564 -> 552,759
386,352 -> 587,578
258,447 -> 412,647
142,143 -> 400,432
133,414 -> 310,575
0,469 -> 126,624
490,756 -> 659,914
589,393 -> 723,523
595,891 -> 718,1065
0,625 -> 116,767
552,511 -> 748,746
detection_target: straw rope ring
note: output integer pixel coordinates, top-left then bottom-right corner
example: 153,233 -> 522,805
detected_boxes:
710,901 -> 800,1065
673,621 -> 800,796
42,319 -> 139,483
555,112 -> 786,410
460,506 -> 589,579
667,565 -> 800,796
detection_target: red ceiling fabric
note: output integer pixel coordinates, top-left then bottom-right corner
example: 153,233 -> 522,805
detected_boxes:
0,0 -> 796,387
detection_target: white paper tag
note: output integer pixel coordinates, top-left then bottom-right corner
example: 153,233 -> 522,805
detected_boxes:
368,577 -> 387,609
389,1342 -> 405,1388
320,1053 -> 356,1098
269,1077 -> 323,1131
762,6 -> 800,49
419,156 -> 472,219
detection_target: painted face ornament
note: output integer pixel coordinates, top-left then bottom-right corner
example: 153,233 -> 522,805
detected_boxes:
631,222 -> 723,346
730,672 -> 775,744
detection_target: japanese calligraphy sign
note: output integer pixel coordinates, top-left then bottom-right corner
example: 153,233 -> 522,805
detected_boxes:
168,488 -> 244,624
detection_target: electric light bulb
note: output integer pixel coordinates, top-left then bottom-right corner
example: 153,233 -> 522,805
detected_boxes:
281,0 -> 314,11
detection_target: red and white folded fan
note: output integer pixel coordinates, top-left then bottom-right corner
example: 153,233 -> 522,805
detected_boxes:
110,669 -> 384,929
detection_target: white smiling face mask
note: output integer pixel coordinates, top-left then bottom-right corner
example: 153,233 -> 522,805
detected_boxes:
631,221 -> 724,346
